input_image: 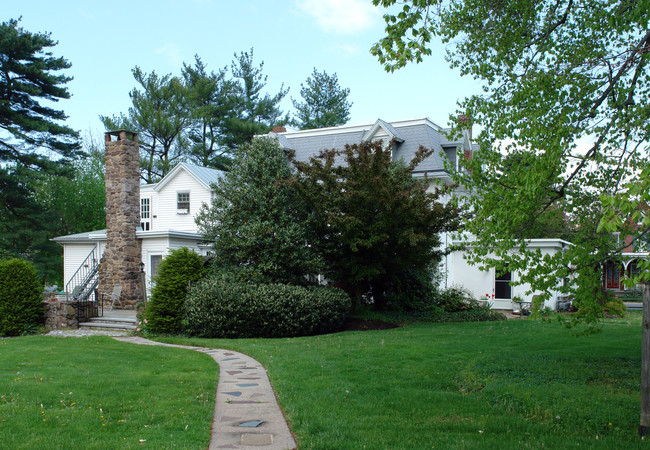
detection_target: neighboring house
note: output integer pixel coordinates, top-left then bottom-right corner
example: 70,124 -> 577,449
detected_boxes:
53,162 -> 223,297
270,118 -> 571,310
603,231 -> 649,294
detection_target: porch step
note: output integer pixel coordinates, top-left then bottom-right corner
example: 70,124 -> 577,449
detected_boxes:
79,315 -> 137,332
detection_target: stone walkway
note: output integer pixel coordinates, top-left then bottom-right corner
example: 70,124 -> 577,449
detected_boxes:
113,336 -> 296,450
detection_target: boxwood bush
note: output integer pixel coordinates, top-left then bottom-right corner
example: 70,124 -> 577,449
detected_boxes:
146,248 -> 205,334
184,278 -> 351,338
0,258 -> 43,336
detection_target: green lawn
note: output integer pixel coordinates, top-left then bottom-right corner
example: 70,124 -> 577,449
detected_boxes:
0,336 -> 217,449
160,315 -> 648,449
1,317 -> 648,449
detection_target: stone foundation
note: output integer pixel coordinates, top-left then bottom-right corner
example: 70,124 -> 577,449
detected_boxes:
43,297 -> 79,330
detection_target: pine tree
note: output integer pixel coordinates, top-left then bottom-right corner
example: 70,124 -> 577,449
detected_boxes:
0,19 -> 81,282
292,68 -> 352,130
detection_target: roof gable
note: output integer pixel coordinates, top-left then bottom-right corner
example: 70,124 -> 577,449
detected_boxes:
153,162 -> 224,192
362,119 -> 404,143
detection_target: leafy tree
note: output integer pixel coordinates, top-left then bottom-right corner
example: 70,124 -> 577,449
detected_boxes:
101,67 -> 190,183
291,140 -> 463,307
371,0 -> 650,433
32,134 -> 106,236
182,55 -> 237,170
222,49 -> 289,150
0,19 -> 81,283
291,68 -> 352,129
196,137 -> 321,285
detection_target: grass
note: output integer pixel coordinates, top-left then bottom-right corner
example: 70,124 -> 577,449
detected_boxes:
157,313 -> 649,449
0,336 -> 217,449
1,314 -> 647,449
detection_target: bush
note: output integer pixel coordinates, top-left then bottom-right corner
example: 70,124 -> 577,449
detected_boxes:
184,278 -> 351,338
381,267 -> 438,311
574,286 -> 626,319
432,286 -> 481,312
0,259 -> 43,336
146,248 -> 205,334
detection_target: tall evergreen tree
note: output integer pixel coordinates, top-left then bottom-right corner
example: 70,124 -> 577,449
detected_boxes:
182,56 -> 237,170
100,67 -> 190,183
222,49 -> 289,150
0,18 -> 81,282
292,68 -> 352,130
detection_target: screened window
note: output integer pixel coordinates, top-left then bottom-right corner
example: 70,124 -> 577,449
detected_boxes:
495,267 -> 512,299
177,192 -> 190,213
140,198 -> 150,231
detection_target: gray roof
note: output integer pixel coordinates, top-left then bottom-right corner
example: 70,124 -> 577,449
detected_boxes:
52,230 -> 107,243
182,163 -> 225,187
273,118 -> 470,174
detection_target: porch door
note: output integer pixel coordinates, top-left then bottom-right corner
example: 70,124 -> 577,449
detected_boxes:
604,262 -> 622,289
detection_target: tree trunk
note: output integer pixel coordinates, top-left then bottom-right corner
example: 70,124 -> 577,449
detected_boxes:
640,281 -> 650,437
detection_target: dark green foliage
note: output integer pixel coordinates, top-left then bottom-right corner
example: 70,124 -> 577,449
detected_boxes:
146,248 -> 205,334
222,49 -> 289,150
0,19 -> 81,283
184,278 -> 351,338
182,56 -> 237,170
0,259 -> 43,336
381,267 -> 437,311
291,68 -> 351,129
196,138 -> 321,285
292,140 -> 463,307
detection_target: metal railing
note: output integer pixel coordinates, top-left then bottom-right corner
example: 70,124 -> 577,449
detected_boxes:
65,246 -> 101,322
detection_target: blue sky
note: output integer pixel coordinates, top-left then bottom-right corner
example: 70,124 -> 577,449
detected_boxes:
5,0 -> 482,138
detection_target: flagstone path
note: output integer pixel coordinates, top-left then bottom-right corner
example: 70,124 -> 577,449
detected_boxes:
113,336 -> 296,450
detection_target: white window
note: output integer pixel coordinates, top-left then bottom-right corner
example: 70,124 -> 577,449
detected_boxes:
177,192 -> 190,214
140,198 -> 151,231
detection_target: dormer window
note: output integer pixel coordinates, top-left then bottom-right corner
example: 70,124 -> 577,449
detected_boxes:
177,192 -> 190,214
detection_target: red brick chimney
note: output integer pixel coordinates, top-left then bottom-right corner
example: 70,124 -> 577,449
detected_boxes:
272,126 -> 286,133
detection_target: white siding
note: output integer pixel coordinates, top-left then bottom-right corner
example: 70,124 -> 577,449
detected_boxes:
62,243 -> 101,289
153,169 -> 212,231
447,243 -> 564,310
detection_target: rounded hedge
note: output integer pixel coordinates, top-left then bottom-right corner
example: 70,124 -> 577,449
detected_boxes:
146,247 -> 205,334
184,279 -> 351,338
0,258 -> 43,336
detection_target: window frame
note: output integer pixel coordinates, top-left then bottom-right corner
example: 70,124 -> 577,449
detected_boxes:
177,192 -> 190,214
494,266 -> 512,300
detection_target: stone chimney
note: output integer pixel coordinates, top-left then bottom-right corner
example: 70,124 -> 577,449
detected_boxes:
98,130 -> 142,309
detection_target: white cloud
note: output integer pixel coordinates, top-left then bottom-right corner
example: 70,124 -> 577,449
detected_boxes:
296,0 -> 380,35
154,43 -> 183,67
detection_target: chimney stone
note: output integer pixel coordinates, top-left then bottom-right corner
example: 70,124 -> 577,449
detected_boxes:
98,130 -> 142,308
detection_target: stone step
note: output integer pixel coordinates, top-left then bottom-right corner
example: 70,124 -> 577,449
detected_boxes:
93,316 -> 137,324
79,320 -> 137,331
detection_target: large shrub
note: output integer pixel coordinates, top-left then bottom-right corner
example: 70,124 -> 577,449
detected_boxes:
184,278 -> 351,338
195,137 -> 322,285
146,248 -> 205,334
0,258 -> 43,336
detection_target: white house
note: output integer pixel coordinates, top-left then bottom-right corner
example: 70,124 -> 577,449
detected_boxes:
270,118 -> 570,310
53,162 -> 223,296
55,118 -> 572,311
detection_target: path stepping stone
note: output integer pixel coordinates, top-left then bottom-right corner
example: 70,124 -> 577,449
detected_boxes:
239,420 -> 264,428
113,336 -> 296,449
